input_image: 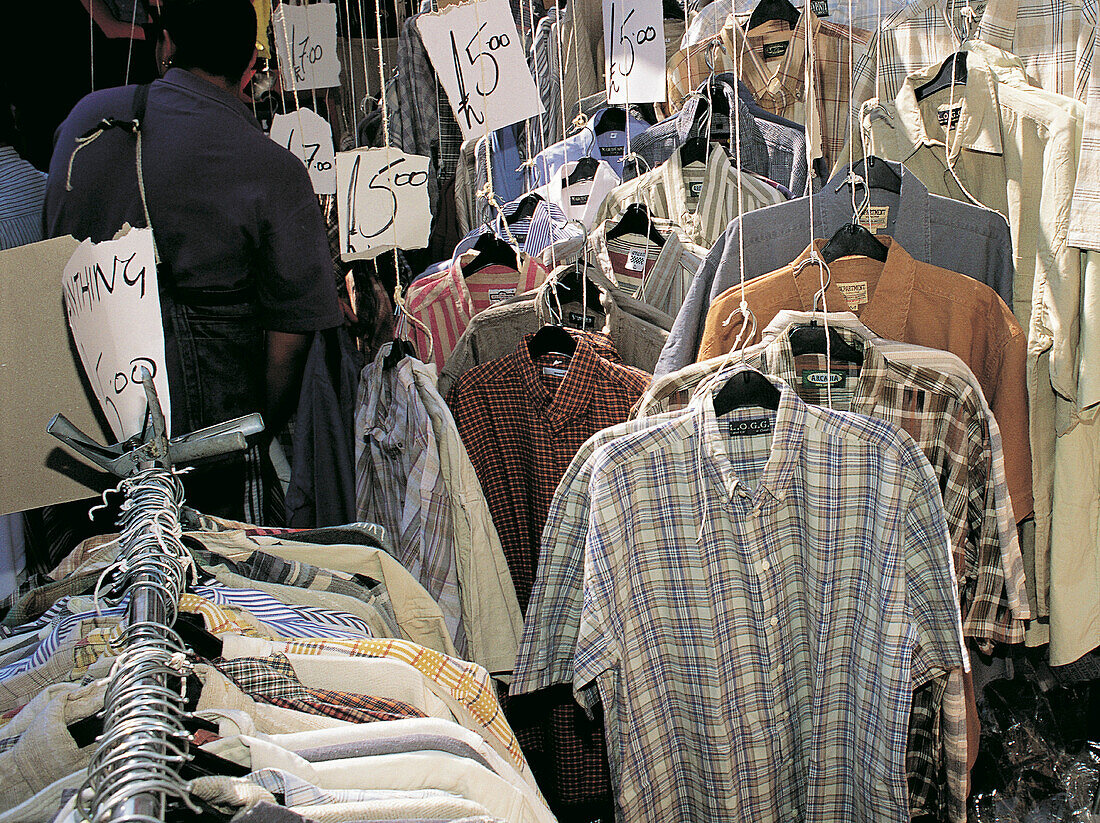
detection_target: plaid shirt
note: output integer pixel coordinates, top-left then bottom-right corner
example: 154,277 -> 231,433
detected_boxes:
668,12 -> 870,173
574,373 -> 964,823
445,333 -> 650,610
249,637 -> 525,769
592,143 -> 785,248
215,653 -> 427,724
355,347 -> 465,654
849,0 -> 1095,138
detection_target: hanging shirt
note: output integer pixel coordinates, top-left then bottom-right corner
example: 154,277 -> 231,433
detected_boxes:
593,144 -> 786,247
574,373 -> 965,823
666,11 -> 870,175
402,251 -> 547,371
532,158 -> 620,229
527,107 -> 652,188
588,216 -> 708,317
354,349 -> 465,654
452,196 -> 587,262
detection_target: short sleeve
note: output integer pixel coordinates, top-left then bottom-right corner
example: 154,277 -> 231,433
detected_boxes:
256,153 -> 342,333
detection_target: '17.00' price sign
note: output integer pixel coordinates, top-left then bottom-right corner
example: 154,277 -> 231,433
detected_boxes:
417,0 -> 543,141
273,3 -> 340,91
602,0 -> 666,103
270,109 -> 337,195
336,148 -> 432,261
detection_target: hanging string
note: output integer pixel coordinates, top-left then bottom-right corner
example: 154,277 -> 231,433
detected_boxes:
124,0 -> 140,85
342,0 -> 360,146
90,1 -> 96,92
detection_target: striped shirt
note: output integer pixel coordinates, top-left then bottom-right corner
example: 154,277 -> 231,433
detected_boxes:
401,253 -> 547,371
354,347 -> 465,655
0,146 -> 46,252
574,374 -> 965,823
452,195 -> 587,262
592,143 -> 786,248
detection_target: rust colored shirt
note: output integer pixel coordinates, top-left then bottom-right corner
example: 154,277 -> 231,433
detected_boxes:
698,237 -> 1032,520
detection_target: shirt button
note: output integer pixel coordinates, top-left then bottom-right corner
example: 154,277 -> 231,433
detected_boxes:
761,560 -> 771,572
775,664 -> 785,676
770,616 -> 779,627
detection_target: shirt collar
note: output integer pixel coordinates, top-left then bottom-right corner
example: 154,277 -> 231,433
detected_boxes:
694,367 -> 806,503
676,80 -> 769,157
660,144 -> 734,241
588,214 -> 685,288
725,12 -> 820,111
787,235 -> 917,342
823,161 -> 933,261
515,332 -> 605,426
893,49 -> 1004,159
536,263 -> 624,336
158,68 -> 260,130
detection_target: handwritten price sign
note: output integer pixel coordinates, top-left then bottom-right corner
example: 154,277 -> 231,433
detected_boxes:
602,0 -> 666,103
417,0 -> 543,141
62,227 -> 172,441
270,108 -> 336,195
336,148 -> 432,261
273,3 -> 340,91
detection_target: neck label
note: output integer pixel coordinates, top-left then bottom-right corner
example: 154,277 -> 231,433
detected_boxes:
729,417 -> 774,436
762,41 -> 789,60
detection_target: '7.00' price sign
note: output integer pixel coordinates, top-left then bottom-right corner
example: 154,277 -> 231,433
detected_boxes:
602,0 -> 666,104
336,148 -> 432,262
417,0 -> 543,141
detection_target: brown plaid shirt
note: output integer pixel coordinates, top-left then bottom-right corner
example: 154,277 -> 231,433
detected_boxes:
667,11 -> 870,174
214,653 -> 427,724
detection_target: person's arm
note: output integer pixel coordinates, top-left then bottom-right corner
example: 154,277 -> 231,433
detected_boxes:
262,330 -> 313,443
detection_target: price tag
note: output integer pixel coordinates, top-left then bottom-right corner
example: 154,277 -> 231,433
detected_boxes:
273,3 -> 340,91
270,109 -> 337,195
416,0 -> 544,140
336,148 -> 432,261
61,227 -> 171,441
602,0 -> 666,103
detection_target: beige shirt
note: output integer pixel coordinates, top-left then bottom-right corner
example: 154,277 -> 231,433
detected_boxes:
407,360 -> 525,675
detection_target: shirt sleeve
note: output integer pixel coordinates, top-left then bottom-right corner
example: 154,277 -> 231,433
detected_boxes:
256,153 -> 343,333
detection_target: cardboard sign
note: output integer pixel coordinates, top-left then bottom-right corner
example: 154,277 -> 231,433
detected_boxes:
603,0 -> 666,103
270,108 -> 337,195
336,148 -> 432,260
0,236 -> 114,514
416,0 -> 543,140
273,3 -> 341,91
62,227 -> 171,442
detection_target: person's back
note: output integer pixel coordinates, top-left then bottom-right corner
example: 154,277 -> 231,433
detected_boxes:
44,0 -> 341,523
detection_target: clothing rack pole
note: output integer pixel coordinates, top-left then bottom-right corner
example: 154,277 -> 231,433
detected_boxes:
47,372 -> 263,823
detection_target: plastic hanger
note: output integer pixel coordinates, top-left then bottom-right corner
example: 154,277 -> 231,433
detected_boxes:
914,51 -> 968,101
787,322 -> 865,365
848,156 -> 901,194
713,368 -> 781,416
382,338 -> 418,369
506,193 -> 543,225
553,264 -> 604,308
746,0 -> 801,31
527,325 -> 578,359
605,203 -> 666,247
820,223 -> 888,264
594,106 -> 627,135
679,136 -> 712,167
462,233 -> 519,275
565,156 -> 600,186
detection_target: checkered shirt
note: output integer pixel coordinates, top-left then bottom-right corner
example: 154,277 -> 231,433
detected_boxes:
258,637 -> 525,769
214,653 -> 427,724
574,372 -> 965,823
668,12 -> 870,173
355,347 -> 466,654
445,333 -> 650,611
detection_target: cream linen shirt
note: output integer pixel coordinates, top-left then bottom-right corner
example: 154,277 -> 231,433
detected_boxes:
846,47 -> 1100,635
407,360 -> 524,675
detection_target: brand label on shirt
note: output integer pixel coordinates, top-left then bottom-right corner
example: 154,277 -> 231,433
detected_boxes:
835,280 -> 869,310
801,369 -> 846,388
600,144 -> 625,158
569,194 -> 590,206
810,0 -> 830,16
568,311 -> 597,329
936,104 -> 963,131
762,41 -> 789,60
728,417 -> 774,436
625,250 -> 648,272
488,287 -> 517,302
857,205 -> 890,234
542,366 -> 569,377
689,181 -> 704,198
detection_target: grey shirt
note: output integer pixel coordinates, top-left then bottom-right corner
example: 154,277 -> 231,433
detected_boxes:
655,162 -> 1016,376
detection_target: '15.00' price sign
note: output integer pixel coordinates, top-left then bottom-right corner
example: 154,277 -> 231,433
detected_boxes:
336,148 -> 432,261
270,109 -> 336,195
602,0 -> 666,103
417,0 -> 543,141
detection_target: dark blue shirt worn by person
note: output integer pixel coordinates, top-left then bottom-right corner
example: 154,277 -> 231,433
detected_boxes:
46,68 -> 342,435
